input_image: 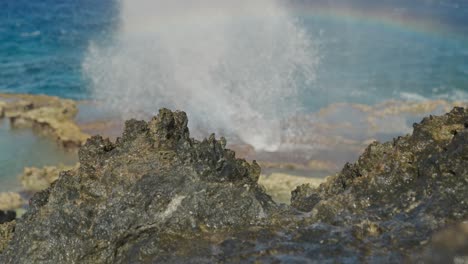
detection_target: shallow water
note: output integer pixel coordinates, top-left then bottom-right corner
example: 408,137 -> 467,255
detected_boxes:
0,119 -> 77,192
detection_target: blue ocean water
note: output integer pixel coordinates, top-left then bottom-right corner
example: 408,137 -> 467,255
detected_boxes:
0,0 -> 466,103
0,0 -> 117,99
302,15 -> 468,109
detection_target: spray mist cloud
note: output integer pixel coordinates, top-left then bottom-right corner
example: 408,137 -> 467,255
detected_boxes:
83,0 -> 318,151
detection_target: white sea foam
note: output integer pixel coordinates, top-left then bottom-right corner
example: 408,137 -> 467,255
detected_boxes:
83,0 -> 318,151
399,92 -> 429,102
20,31 -> 41,38
400,90 -> 468,102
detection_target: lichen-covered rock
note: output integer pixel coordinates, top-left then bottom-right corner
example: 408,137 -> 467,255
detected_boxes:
0,93 -> 89,148
158,107 -> 466,263
0,222 -> 15,254
20,164 -> 78,192
291,107 -> 468,259
0,109 -> 278,263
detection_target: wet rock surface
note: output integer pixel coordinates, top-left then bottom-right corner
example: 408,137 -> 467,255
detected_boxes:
0,93 -> 89,149
1,108 -> 467,263
0,211 -> 15,225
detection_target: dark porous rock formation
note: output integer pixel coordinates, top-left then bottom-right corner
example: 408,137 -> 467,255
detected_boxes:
290,107 -> 468,261
0,211 -> 15,225
0,109 -> 278,263
1,108 -> 467,263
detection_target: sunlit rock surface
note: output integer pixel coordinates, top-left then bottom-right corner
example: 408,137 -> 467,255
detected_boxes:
0,193 -> 25,211
259,173 -> 325,204
0,93 -> 89,148
0,108 -> 466,263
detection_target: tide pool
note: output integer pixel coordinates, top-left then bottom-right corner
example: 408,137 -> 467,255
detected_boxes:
0,119 -> 77,192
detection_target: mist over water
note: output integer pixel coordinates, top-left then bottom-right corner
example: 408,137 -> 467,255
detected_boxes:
83,0 -> 318,151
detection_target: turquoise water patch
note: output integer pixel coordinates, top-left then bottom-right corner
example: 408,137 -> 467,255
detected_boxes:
299,15 -> 468,110
0,119 -> 77,192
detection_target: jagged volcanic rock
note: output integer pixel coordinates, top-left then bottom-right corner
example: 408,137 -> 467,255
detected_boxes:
291,107 -> 468,260
0,107 -> 466,263
0,109 -> 278,263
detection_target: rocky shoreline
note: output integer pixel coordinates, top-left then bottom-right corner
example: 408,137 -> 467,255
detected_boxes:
0,107 -> 466,263
0,93 -> 89,149
0,93 -> 88,213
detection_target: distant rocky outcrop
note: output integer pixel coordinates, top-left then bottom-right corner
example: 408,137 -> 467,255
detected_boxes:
259,173 -> 325,204
20,164 -> 78,192
0,108 -> 466,263
0,93 -> 89,148
0,193 -> 25,212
